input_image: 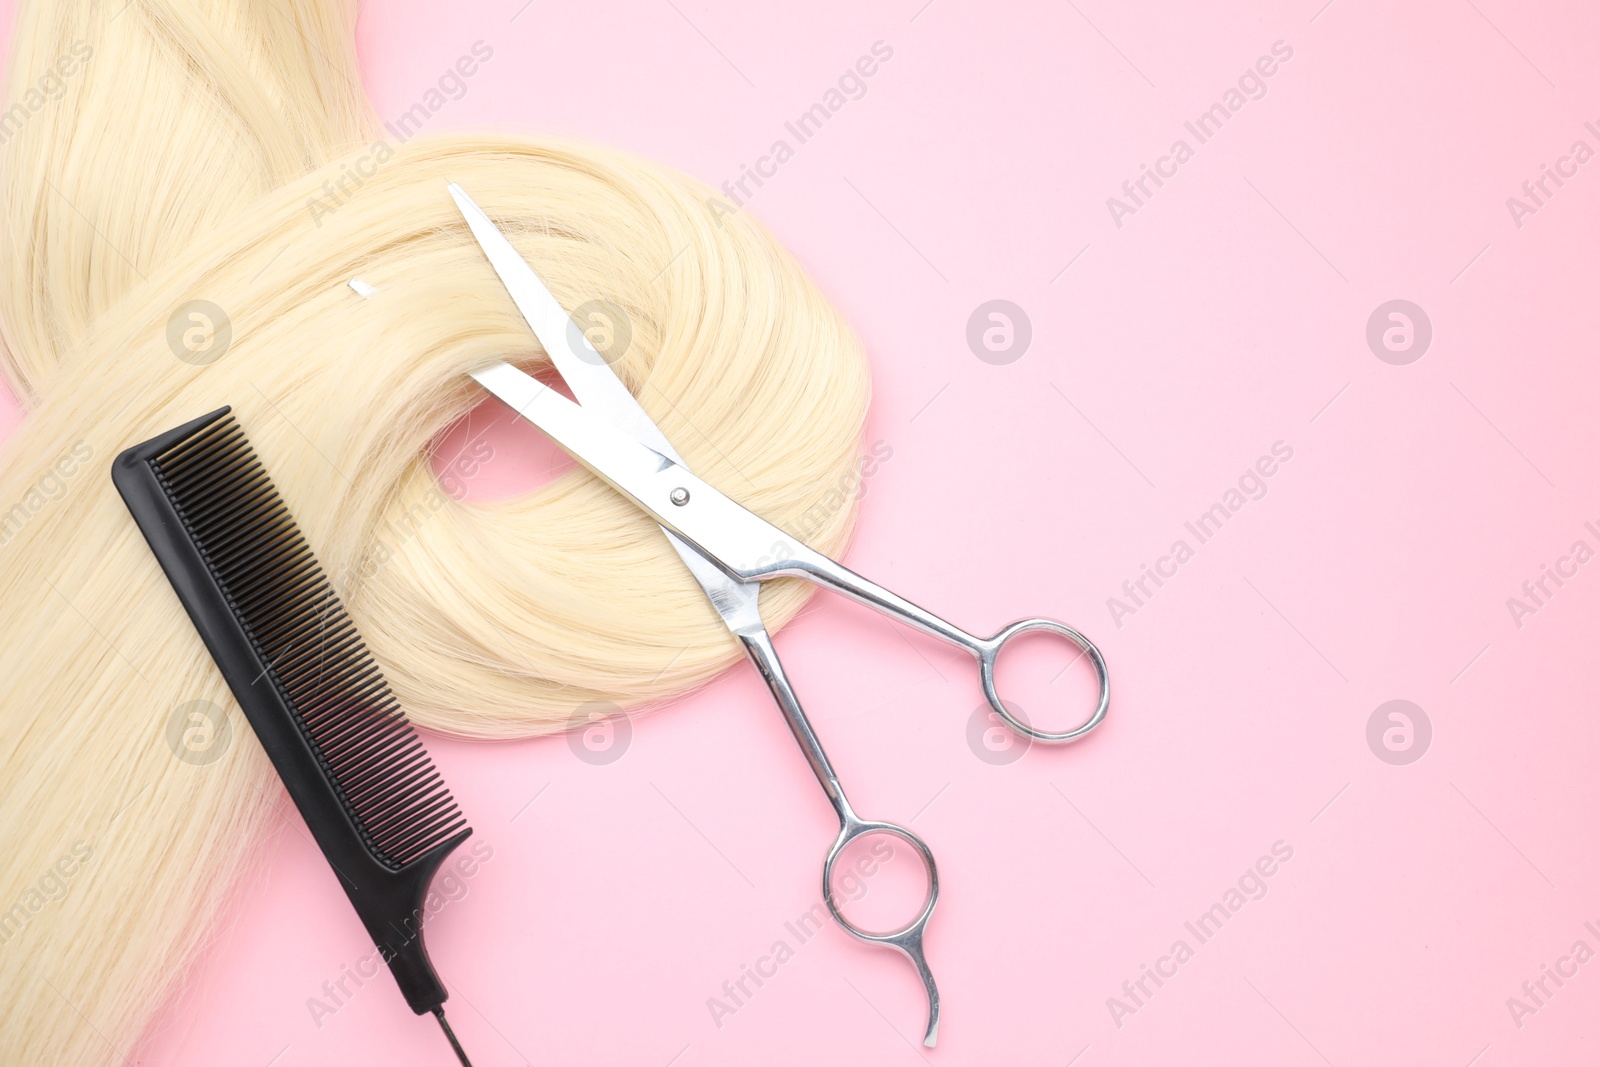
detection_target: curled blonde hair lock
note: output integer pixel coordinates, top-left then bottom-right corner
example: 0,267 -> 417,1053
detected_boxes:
0,0 -> 869,1062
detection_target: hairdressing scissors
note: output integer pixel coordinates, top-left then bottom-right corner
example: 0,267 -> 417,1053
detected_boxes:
445,183 -> 1110,1046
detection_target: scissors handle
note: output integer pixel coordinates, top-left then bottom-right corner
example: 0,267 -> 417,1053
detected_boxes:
736,625 -> 851,822
736,625 -> 942,1046
772,548 -> 1110,744
824,814 -> 941,1047
462,359 -> 1108,743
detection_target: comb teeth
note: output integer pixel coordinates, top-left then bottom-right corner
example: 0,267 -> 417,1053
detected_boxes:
151,415 -> 466,867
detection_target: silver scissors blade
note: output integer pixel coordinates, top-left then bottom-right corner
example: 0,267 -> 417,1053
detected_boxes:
467,364 -> 792,592
447,183 -> 684,466
450,185 -> 764,632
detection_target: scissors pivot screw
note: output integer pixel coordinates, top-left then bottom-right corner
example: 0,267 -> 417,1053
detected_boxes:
669,487 -> 691,506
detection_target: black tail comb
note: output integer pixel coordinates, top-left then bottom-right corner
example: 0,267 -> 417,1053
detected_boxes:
113,407 -> 473,1064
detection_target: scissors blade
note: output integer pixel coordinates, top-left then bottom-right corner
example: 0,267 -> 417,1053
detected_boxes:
448,184 -> 767,631
469,362 -> 770,631
447,183 -> 684,465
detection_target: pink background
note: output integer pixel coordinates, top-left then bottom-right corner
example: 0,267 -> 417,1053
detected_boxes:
7,0 -> 1600,1063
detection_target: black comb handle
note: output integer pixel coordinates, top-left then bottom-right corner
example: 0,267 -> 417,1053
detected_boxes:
112,408 -> 470,1017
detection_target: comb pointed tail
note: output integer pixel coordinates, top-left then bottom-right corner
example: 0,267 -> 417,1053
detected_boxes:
433,1007 -> 474,1066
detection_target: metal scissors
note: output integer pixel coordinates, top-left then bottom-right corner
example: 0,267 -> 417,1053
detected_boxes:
446,183 -> 1110,1046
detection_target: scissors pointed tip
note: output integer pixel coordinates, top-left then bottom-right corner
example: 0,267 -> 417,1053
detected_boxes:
446,182 -> 486,220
